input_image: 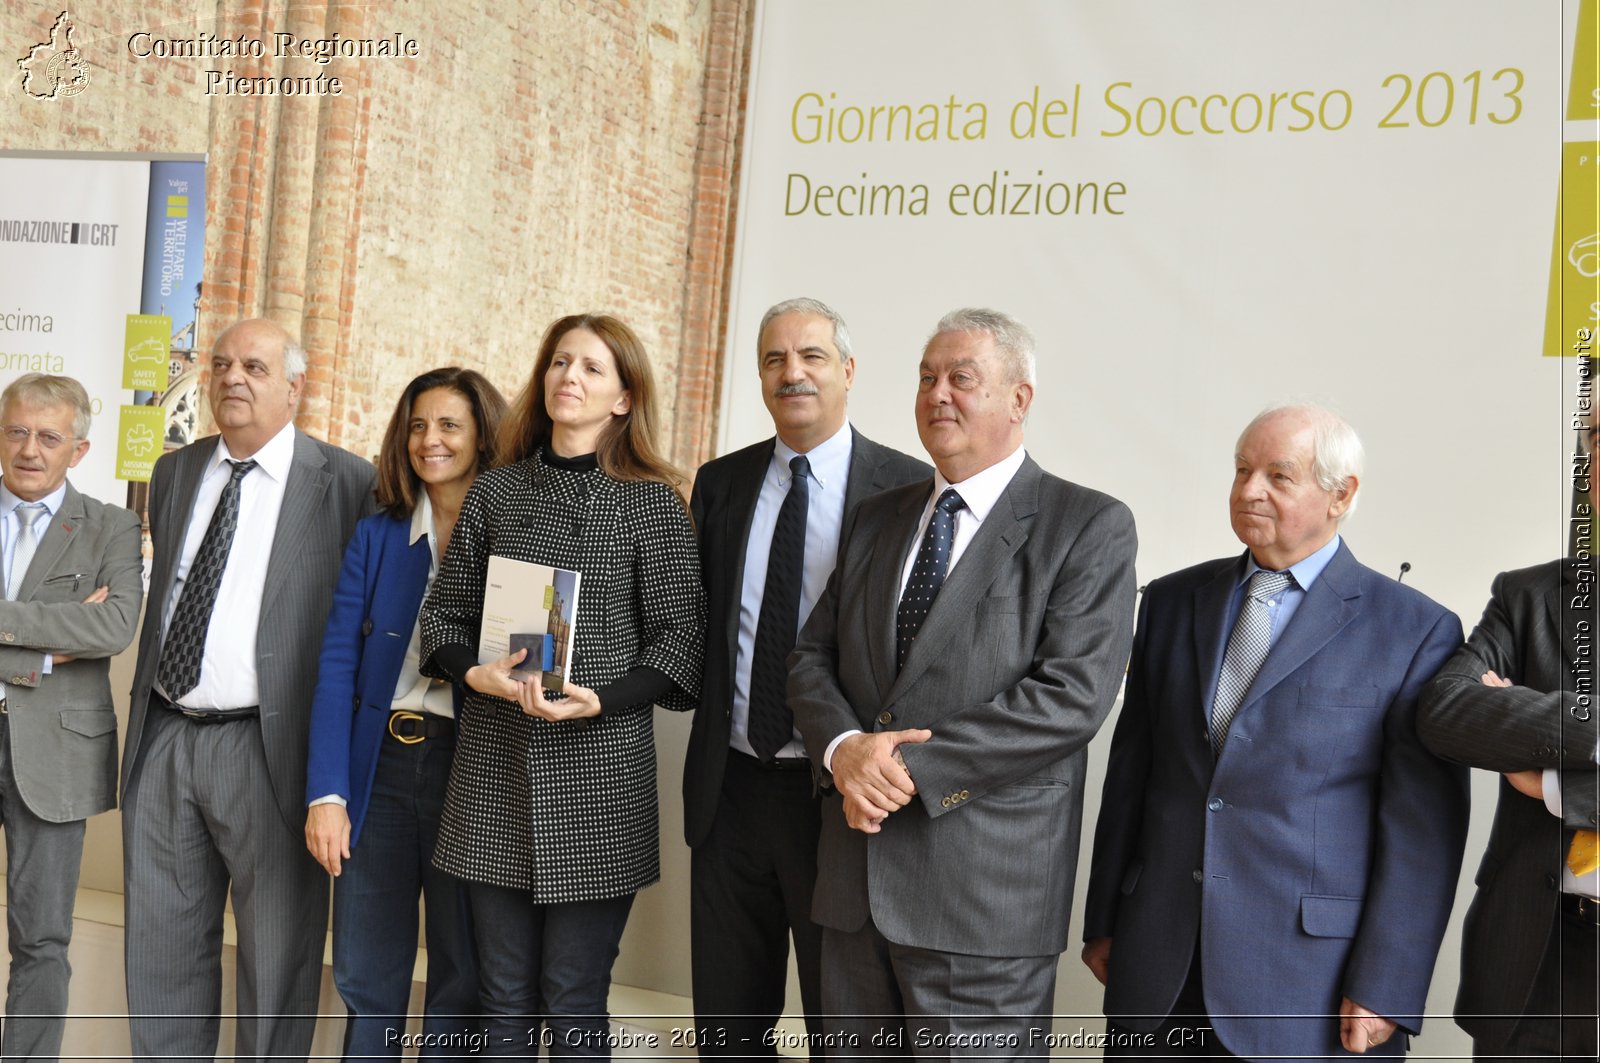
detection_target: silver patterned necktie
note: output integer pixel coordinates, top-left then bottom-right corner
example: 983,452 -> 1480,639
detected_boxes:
158,459 -> 258,699
1210,569 -> 1293,754
6,503 -> 46,601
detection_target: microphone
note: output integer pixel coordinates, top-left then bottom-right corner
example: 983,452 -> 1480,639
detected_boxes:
1397,561 -> 1411,583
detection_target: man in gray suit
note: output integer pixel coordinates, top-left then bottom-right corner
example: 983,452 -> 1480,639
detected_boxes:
788,308 -> 1137,1056
0,374 -> 141,1061
120,318 -> 375,1060
1416,410 -> 1600,1059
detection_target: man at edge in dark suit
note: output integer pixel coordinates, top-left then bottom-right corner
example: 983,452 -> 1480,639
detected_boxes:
1416,409 -> 1600,1060
788,308 -> 1138,1058
684,297 -> 928,1058
120,318 -> 376,1060
1084,403 -> 1468,1060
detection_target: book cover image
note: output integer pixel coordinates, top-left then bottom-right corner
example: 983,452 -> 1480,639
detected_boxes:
479,555 -> 581,693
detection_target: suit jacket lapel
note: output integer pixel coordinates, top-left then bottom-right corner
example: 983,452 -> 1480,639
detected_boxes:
1234,542 -> 1361,716
17,483 -> 85,600
721,440 -> 772,678
884,460 -> 1038,703
1555,564 -> 1578,674
260,430 -> 331,622
151,440 -> 211,605
1192,557 -> 1242,723
866,485 -> 930,699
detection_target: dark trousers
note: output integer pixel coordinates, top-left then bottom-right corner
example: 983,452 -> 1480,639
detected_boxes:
468,884 -> 634,1060
819,917 -> 1057,1062
333,729 -> 478,1061
690,750 -> 824,1060
1476,898 -> 1600,1061
0,714 -> 85,1063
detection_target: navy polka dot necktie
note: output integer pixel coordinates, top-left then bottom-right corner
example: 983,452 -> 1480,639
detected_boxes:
895,488 -> 964,670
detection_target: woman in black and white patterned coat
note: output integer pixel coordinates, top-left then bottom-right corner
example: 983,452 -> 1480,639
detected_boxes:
420,314 -> 704,1057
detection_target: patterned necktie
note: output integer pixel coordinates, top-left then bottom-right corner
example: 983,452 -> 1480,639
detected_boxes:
1211,569 -> 1294,754
748,455 -> 809,761
158,459 -> 258,699
896,488 -> 965,670
5,503 -> 46,601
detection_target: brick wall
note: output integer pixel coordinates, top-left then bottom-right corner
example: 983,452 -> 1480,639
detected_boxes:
2,0 -> 749,470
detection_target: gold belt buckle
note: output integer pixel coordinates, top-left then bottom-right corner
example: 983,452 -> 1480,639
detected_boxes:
388,711 -> 425,745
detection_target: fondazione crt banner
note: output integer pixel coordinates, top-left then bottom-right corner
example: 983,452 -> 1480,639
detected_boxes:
0,154 -> 205,498
723,0 -> 1569,623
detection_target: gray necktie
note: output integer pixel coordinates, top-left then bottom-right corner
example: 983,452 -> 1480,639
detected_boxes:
6,503 -> 47,601
1211,569 -> 1293,754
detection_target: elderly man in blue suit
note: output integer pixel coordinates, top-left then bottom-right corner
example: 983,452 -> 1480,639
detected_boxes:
1083,403 -> 1469,1060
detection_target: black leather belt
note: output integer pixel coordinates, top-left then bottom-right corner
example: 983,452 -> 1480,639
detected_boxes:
154,692 -> 259,724
387,710 -> 454,744
1561,893 -> 1600,927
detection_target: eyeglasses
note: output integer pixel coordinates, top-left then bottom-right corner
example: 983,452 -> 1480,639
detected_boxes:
0,426 -> 76,450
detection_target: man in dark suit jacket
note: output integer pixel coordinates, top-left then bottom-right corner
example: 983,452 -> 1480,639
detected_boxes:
684,297 -> 928,1057
0,374 -> 141,1061
1084,404 -> 1468,1060
120,318 -> 376,1060
788,308 -> 1137,1057
1417,418 -> 1600,1059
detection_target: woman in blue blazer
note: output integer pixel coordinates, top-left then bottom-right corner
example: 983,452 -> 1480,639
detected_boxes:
305,367 -> 507,1060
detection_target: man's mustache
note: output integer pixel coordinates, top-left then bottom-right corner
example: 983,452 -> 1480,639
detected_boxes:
774,383 -> 819,397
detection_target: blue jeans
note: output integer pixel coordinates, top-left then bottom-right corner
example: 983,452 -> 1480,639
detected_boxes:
468,885 -> 635,1060
333,730 -> 479,1061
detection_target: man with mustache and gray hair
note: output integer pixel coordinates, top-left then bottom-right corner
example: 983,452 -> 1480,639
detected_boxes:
684,297 -> 928,1058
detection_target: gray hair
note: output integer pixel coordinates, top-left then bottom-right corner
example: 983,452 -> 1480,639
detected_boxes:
282,338 -> 308,380
0,373 -> 92,438
928,307 -> 1037,385
1238,403 -> 1365,519
757,297 -> 853,362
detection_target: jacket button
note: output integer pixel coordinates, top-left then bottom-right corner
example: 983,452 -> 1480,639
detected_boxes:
1207,798 -> 1224,812
1,633 -> 12,643
1192,869 -> 1203,883
941,796 -> 952,808
959,789 -> 970,800
8,676 -> 22,684
877,711 -> 893,726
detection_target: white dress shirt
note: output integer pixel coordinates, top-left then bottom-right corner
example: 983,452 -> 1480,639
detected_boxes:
390,491 -> 453,718
826,444 -> 1028,770
731,421 -> 854,759
158,423 -> 295,710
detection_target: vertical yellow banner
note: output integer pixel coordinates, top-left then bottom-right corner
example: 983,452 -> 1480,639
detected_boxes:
1570,0 -> 1600,121
115,404 -> 165,482
1544,142 -> 1600,356
122,314 -> 170,389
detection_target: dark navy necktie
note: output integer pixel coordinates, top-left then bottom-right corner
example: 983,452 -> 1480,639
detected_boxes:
895,488 -> 965,670
748,455 -> 810,760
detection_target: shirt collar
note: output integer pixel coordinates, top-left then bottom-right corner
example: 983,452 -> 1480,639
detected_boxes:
0,479 -> 66,518
212,421 -> 297,484
773,420 -> 853,492
408,490 -> 433,547
932,444 -> 1028,523
1243,533 -> 1342,591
